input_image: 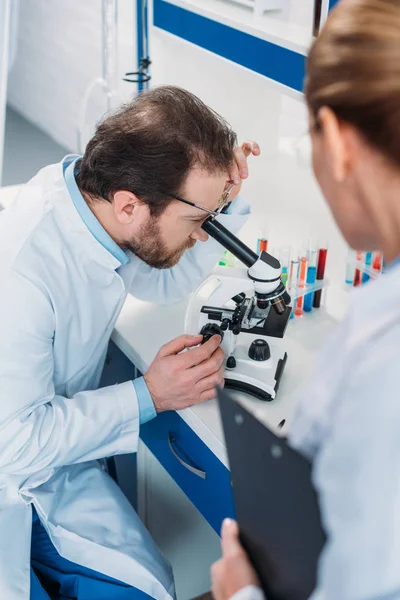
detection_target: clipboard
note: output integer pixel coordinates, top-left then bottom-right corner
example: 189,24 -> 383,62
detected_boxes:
218,388 -> 326,600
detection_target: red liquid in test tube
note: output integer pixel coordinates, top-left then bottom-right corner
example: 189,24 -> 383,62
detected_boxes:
353,269 -> 362,286
372,251 -> 382,273
353,251 -> 363,286
313,247 -> 328,308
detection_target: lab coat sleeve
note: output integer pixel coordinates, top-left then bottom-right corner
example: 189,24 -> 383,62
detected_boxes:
307,324 -> 400,600
0,270 -> 140,476
129,195 -> 251,304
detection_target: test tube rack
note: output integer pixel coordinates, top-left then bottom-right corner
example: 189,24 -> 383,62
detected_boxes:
287,277 -> 329,300
346,252 -> 382,286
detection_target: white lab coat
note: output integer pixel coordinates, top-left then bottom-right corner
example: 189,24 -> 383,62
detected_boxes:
0,157 -> 250,600
231,261 -> 400,599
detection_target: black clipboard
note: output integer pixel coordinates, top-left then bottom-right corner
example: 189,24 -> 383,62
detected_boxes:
218,388 -> 326,600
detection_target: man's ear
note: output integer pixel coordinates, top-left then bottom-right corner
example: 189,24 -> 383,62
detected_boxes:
113,190 -> 139,224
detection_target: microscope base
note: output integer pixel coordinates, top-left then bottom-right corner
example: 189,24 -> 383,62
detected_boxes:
224,350 -> 288,401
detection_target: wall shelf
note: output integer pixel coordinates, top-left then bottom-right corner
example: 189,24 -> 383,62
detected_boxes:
159,0 -> 314,55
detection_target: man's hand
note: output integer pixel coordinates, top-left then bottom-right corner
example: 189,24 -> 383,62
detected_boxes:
212,519 -> 261,600
144,334 -> 224,412
228,141 -> 261,203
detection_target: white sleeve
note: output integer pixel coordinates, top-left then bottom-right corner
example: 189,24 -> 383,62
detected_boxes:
307,323 -> 400,600
0,270 -> 140,476
229,585 -> 266,600
130,195 -> 251,304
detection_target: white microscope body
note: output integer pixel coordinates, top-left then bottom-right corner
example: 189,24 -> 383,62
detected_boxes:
185,218 -> 291,401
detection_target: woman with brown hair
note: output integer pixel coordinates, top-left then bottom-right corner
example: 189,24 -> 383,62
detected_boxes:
212,0 -> 400,598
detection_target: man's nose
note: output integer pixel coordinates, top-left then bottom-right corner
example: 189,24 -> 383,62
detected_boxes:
191,227 -> 209,243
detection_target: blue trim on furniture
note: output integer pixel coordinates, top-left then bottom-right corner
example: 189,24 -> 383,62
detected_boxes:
153,0 -> 306,92
140,410 -> 236,534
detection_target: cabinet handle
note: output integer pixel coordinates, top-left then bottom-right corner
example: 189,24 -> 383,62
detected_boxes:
168,433 -> 206,479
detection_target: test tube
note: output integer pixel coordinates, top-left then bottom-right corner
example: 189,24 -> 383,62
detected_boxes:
373,251 -> 382,274
289,252 -> 300,319
280,247 -> 290,287
313,241 -> 328,308
256,226 -> 269,254
294,253 -> 308,317
362,251 -> 373,283
304,246 -> 318,312
345,248 -> 356,285
353,251 -> 363,286
353,269 -> 361,286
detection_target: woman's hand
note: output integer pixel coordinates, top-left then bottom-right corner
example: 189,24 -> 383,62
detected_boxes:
211,519 -> 261,600
228,141 -> 261,203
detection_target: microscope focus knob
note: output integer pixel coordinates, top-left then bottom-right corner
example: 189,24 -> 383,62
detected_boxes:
221,319 -> 230,331
248,339 -> 270,362
226,356 -> 237,370
200,323 -> 224,344
232,324 -> 241,335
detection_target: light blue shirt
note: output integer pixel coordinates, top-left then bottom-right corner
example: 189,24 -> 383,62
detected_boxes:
63,156 -> 157,425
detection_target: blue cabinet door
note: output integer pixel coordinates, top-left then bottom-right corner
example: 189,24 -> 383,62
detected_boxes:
141,410 -> 235,535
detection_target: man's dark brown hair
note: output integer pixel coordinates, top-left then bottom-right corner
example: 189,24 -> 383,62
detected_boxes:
76,86 -> 237,215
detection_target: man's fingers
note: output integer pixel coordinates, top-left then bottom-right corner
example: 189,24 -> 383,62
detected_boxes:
233,147 -> 248,179
191,347 -> 224,380
198,387 -> 219,403
195,369 -> 225,393
183,335 -> 222,367
158,334 -> 203,358
221,519 -> 244,558
241,140 -> 261,157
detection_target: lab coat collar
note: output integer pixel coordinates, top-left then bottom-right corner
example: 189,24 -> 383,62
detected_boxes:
62,154 -> 130,270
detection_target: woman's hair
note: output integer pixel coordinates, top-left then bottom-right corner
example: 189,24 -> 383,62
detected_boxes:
305,0 -> 400,165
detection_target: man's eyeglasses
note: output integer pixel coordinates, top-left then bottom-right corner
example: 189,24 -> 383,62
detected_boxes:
164,181 -> 235,220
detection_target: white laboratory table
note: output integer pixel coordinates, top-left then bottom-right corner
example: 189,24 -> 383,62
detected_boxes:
110,286 -> 347,533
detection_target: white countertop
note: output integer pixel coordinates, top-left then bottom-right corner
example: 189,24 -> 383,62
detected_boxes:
112,284 -> 348,466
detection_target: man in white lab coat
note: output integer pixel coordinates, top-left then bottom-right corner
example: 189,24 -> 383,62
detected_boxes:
0,86 -> 258,600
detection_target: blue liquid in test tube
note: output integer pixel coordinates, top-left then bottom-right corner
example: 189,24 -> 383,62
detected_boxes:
303,247 -> 318,312
362,251 -> 372,283
303,266 -> 317,312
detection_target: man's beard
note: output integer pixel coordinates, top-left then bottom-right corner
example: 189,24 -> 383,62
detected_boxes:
123,218 -> 196,269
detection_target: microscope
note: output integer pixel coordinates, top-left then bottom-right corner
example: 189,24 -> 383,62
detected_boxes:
184,218 -> 292,401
